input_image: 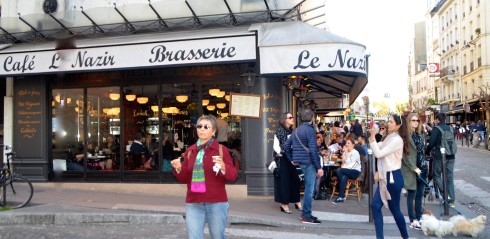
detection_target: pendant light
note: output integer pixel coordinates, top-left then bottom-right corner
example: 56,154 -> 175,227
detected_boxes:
136,85 -> 148,104
126,94 -> 136,101
176,95 -> 188,103
109,93 -> 120,101
216,103 -> 226,109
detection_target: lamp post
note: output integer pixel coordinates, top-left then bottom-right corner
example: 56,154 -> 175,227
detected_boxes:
362,96 -> 370,132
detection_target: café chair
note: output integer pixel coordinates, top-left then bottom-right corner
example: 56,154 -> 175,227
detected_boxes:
344,156 -> 368,201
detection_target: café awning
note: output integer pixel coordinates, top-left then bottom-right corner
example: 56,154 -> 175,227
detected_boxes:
250,21 -> 368,109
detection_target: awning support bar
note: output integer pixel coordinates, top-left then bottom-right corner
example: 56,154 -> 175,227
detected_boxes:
148,0 -> 169,29
0,26 -> 18,43
282,0 -> 307,17
49,14 -> 74,35
308,80 -> 343,98
114,3 -> 136,33
185,1 -> 202,26
262,0 -> 275,21
223,0 -> 238,25
17,13 -> 46,39
80,7 -> 105,34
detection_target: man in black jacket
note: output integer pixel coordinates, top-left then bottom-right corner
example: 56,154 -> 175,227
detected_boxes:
426,113 -> 456,207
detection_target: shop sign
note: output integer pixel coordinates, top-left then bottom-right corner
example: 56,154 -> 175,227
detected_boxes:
0,36 -> 256,75
259,43 -> 367,75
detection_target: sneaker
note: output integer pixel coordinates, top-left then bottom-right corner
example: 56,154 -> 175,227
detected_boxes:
301,215 -> 321,224
332,197 -> 345,204
409,220 -> 422,231
449,202 -> 455,207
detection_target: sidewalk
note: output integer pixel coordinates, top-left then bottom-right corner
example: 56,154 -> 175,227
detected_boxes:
0,182 -> 480,235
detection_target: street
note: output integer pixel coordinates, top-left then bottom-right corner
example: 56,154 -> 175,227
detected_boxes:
0,146 -> 488,239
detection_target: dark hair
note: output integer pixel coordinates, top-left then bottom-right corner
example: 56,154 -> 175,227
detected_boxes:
435,113 -> 446,122
300,109 -> 314,122
134,132 -> 144,140
345,137 -> 356,145
358,135 -> 367,143
392,114 -> 410,156
334,121 -> 341,127
278,112 -> 293,130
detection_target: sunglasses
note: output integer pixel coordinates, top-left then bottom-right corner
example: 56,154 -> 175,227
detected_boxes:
287,116 -> 294,119
411,119 -> 420,122
196,124 -> 212,130
380,128 -> 386,130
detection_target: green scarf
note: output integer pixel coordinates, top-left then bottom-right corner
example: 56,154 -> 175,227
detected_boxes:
190,138 -> 213,193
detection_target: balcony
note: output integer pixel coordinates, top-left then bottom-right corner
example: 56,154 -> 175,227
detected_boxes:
440,66 -> 455,78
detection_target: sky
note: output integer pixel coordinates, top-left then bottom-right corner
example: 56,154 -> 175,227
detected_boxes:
324,0 -> 428,109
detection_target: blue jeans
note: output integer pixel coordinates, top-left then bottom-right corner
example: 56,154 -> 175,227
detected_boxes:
433,157 -> 455,202
336,168 -> 360,198
299,163 -> 317,218
371,169 -> 408,239
185,202 -> 229,239
407,175 -> 426,222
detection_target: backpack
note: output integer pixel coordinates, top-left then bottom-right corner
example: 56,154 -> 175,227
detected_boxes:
435,126 -> 457,156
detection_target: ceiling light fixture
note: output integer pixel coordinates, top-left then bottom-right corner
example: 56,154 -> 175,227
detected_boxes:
125,94 -> 136,101
109,93 -> 120,101
209,88 -> 220,96
206,105 -> 216,111
176,95 -> 188,103
216,103 -> 226,109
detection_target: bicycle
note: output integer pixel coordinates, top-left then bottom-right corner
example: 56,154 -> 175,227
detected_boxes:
0,145 -> 33,209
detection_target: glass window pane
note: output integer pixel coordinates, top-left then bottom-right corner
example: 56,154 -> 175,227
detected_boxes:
87,86 -> 120,171
51,88 -> 84,171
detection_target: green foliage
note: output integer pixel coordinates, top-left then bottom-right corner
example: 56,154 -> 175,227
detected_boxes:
427,98 -> 436,105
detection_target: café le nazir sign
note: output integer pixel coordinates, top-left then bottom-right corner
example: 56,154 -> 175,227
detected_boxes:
0,35 -> 256,75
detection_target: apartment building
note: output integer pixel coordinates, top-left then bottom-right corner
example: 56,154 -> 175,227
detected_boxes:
410,0 -> 489,123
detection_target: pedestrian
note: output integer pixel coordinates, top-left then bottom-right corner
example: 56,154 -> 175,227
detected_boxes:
284,109 -> 324,224
171,115 -> 238,239
273,112 -> 301,214
369,114 -> 409,239
426,113 -> 456,207
351,119 -> 364,138
477,120 -> 486,143
402,113 -> 428,231
375,121 -> 387,143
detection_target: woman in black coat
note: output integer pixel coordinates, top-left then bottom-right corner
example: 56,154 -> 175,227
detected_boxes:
273,112 -> 301,214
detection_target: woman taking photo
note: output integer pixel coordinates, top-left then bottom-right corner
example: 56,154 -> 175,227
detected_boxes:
273,112 -> 301,213
369,114 -> 409,239
402,113 -> 427,231
171,115 -> 238,239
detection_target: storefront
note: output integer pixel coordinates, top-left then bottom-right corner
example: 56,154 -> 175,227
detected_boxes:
1,2 -> 367,195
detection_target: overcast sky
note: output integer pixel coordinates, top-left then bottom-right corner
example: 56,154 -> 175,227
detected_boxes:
325,0 -> 428,109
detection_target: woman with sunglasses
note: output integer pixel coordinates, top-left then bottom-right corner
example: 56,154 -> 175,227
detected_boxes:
375,122 -> 388,143
273,112 -> 302,213
369,114 -> 409,239
171,115 -> 238,239
402,113 -> 428,231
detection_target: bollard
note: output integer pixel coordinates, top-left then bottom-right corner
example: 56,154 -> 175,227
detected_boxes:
441,147 -> 449,215
368,149 -> 374,223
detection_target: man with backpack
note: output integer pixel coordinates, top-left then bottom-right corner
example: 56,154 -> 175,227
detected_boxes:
427,113 -> 457,207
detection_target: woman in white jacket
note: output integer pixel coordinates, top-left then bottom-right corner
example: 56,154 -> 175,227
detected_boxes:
369,114 -> 409,239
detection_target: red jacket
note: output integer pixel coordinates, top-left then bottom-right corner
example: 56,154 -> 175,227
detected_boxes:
173,140 -> 238,203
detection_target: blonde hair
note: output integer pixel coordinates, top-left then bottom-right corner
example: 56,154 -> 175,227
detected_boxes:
407,112 -> 422,134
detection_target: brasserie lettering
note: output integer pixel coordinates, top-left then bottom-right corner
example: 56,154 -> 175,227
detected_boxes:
71,51 -> 115,68
3,55 -> 35,73
328,49 -> 366,70
149,43 -> 236,63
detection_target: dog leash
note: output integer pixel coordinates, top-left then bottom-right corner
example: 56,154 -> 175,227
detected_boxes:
417,174 -> 462,219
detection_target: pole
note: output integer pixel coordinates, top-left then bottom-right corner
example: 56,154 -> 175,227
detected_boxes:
441,147 -> 449,215
368,149 -> 374,223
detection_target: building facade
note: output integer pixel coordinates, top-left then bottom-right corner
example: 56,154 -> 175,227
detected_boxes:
410,0 -> 489,124
1,0 -> 368,195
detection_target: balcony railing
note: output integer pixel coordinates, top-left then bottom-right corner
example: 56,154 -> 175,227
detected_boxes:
440,66 -> 455,78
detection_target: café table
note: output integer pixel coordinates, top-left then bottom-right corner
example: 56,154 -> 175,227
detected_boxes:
322,161 -> 341,194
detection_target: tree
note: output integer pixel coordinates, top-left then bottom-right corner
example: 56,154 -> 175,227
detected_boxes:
395,103 -> 408,114
372,101 -> 390,116
472,83 -> 490,150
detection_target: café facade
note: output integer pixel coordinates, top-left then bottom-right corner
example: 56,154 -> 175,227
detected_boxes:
0,0 -> 367,195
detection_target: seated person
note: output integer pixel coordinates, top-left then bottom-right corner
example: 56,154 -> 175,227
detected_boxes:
66,143 -> 84,171
357,135 -> 369,156
102,134 -> 120,170
332,137 -> 361,204
129,132 -> 150,168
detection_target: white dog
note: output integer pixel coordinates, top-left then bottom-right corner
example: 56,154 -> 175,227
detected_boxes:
421,214 -> 454,238
449,214 -> 487,237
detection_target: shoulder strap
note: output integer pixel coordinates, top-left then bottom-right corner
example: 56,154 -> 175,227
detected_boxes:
219,144 -> 223,159
295,130 -> 309,152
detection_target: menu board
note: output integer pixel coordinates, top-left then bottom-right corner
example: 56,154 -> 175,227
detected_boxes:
230,93 -> 262,118
14,79 -> 45,157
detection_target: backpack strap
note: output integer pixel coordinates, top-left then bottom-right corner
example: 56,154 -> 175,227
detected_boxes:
219,144 -> 223,159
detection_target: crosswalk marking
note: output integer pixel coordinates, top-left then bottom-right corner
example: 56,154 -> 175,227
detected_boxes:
455,180 -> 490,207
